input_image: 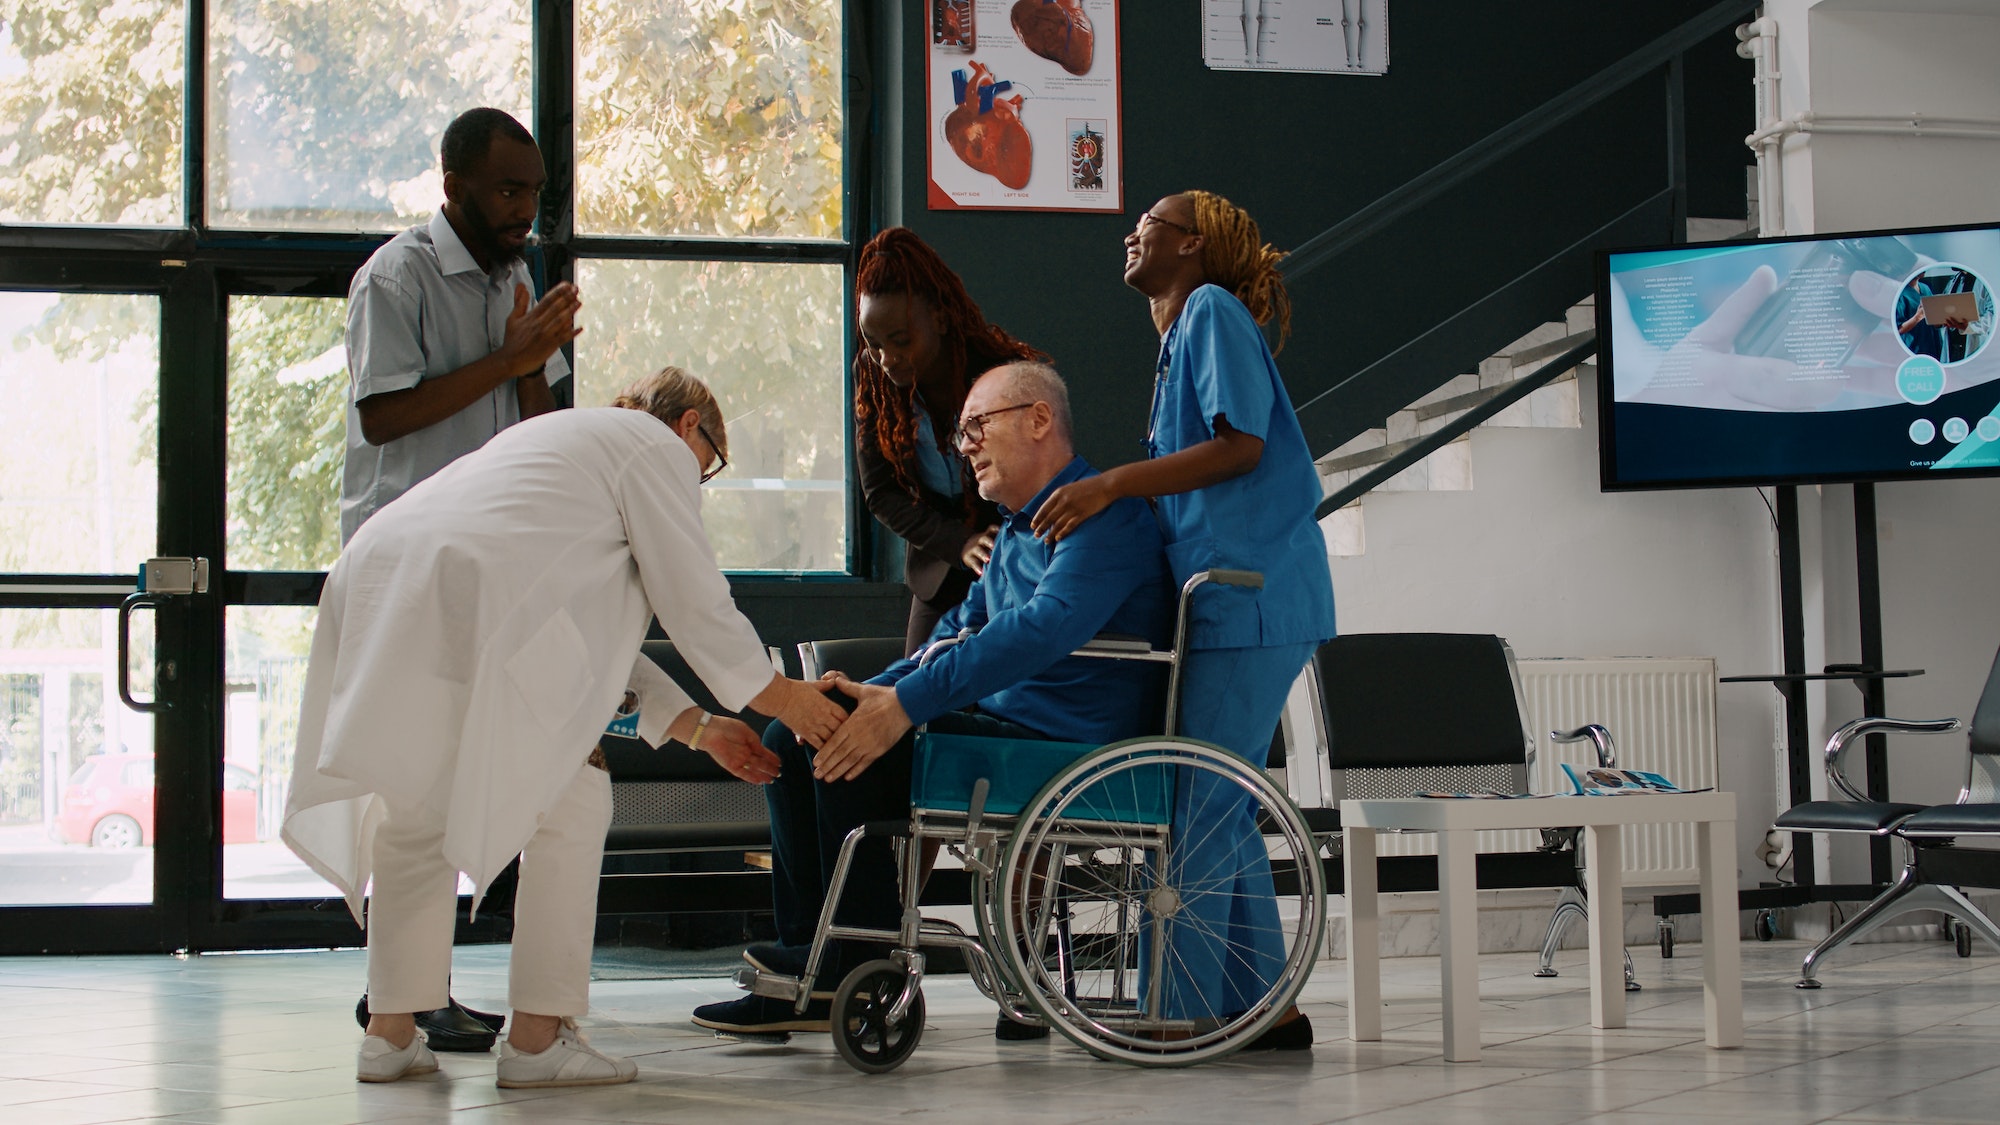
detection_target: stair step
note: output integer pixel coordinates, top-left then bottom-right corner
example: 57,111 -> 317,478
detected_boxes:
1505,327 -> 1596,371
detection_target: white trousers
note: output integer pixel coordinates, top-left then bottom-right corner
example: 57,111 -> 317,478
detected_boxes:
365,763 -> 612,1017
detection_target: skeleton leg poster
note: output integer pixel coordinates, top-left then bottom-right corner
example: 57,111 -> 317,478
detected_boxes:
1203,0 -> 1388,75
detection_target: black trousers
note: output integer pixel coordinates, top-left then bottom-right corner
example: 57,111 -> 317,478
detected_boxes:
763,704 -> 1048,949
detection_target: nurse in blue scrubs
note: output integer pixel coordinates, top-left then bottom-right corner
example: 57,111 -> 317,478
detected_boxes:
1033,190 -> 1336,1049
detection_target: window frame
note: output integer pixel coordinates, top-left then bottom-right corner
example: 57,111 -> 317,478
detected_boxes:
0,0 -> 871,956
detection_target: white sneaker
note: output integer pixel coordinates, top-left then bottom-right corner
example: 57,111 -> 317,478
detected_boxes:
495,1018 -> 638,1089
357,1032 -> 439,1083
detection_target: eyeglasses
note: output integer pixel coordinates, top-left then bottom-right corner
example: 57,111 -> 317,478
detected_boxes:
1139,211 -> 1198,236
951,402 -> 1036,448
696,421 -> 728,484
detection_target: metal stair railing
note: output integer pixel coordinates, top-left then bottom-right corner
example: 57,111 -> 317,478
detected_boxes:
1318,333 -> 1597,518
1282,0 -> 1759,465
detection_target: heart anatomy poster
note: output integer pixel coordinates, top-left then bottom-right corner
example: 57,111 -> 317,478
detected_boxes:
1202,0 -> 1387,75
926,0 -> 1122,213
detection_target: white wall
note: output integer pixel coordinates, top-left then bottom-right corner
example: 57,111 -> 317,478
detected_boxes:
1758,0 -> 2000,235
1325,0 -> 2000,889
1327,376 -> 1786,884
1805,4 -> 2000,233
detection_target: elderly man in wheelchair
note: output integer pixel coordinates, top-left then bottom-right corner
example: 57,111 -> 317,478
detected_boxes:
691,362 -> 1326,1070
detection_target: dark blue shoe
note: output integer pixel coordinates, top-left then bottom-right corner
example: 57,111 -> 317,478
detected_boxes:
692,993 -> 831,1034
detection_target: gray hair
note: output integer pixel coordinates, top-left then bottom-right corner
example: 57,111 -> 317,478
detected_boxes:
612,365 -> 728,457
987,360 -> 1073,445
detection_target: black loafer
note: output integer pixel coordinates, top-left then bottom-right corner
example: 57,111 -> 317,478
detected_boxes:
452,997 -> 506,1034
995,1014 -> 1050,1041
355,994 -> 502,1053
1240,1012 -> 1313,1052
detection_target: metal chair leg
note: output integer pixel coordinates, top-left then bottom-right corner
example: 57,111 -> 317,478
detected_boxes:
1536,886 -> 1641,990
1535,889 -> 1587,977
1798,861 -> 1931,988
1936,885 -> 2000,955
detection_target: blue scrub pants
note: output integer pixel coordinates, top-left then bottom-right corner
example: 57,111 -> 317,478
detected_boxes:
1157,641 -> 1315,1020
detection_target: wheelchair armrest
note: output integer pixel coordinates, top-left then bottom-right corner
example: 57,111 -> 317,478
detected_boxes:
1823,715 -> 1963,801
916,628 -> 974,667
1552,724 -> 1618,769
1077,633 -> 1153,654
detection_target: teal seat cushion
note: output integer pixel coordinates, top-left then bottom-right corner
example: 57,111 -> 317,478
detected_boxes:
911,733 -> 1171,824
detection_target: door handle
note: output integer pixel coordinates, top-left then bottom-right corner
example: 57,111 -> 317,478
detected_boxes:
117,558 -> 210,714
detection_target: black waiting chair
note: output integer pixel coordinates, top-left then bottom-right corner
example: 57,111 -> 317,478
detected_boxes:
1775,644 -> 2000,988
798,636 -> 907,683
1297,633 -> 1635,984
597,639 -> 773,851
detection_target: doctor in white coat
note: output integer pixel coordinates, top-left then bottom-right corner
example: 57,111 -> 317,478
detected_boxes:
282,366 -> 845,1088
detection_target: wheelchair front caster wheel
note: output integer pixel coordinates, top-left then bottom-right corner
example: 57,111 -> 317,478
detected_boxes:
1955,920 -> 1974,958
832,959 -> 926,1074
1658,922 -> 1674,960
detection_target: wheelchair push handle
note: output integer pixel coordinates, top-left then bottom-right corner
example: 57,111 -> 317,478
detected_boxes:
1164,568 -> 1265,737
1198,568 -> 1264,590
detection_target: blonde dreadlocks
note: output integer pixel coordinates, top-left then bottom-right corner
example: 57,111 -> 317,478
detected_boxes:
1183,190 -> 1292,354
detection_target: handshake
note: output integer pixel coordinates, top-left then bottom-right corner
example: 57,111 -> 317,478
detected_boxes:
655,670 -> 914,786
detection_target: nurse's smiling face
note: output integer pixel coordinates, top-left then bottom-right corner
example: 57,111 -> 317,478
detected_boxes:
1123,194 -> 1202,295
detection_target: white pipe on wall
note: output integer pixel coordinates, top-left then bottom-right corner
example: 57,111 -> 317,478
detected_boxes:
1737,17 -> 1784,235
1748,112 -> 2000,145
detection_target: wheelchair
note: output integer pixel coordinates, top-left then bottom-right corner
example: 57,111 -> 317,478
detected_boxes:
726,570 -> 1328,1072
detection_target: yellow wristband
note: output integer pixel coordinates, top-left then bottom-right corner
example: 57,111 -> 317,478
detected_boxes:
689,711 -> 713,751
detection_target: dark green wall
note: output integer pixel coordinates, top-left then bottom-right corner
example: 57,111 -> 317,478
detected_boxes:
746,2 -> 1755,642
867,2 -> 1753,471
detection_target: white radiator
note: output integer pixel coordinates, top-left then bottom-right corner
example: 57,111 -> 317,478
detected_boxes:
1361,657 -> 1720,886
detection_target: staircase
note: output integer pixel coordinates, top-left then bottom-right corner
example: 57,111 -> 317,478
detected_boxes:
1316,217 -> 1750,558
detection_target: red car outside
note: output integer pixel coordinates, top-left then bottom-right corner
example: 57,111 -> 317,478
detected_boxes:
56,753 -> 259,848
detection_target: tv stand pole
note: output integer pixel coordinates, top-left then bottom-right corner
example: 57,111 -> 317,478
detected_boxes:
1652,484 -> 1918,946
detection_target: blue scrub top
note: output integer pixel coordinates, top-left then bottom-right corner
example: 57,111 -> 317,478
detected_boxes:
1148,284 -> 1336,650
877,456 -> 1174,744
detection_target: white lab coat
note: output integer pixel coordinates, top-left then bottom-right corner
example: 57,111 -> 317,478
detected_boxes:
281,408 -> 775,923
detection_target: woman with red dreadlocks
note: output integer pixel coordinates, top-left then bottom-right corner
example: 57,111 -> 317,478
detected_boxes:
852,227 -> 1046,654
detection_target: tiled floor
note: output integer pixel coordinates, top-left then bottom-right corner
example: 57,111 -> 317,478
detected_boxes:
2,935 -> 1997,1124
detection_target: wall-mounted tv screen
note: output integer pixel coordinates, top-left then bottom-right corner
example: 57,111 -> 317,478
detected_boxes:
1596,220 -> 2000,491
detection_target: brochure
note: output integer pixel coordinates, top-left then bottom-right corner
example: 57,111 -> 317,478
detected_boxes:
1561,763 -> 1684,796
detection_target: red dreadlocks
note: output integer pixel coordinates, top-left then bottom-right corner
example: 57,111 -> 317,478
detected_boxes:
853,228 -> 1046,500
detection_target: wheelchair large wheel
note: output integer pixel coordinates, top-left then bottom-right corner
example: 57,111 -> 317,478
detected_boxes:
831,959 -> 926,1074
994,737 -> 1325,1066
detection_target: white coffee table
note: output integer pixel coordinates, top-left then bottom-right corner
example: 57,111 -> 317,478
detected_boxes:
1340,791 -> 1742,1062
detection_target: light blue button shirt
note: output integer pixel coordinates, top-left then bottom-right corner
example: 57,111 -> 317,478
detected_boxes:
340,211 -> 572,543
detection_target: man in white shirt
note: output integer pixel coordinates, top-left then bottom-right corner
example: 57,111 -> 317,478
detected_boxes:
339,106 -> 581,1049
340,106 -> 581,542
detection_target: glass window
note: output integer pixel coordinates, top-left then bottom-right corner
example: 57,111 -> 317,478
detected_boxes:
0,292 -> 159,574
0,607 -> 153,906
0,0 -> 185,226
222,604 -> 337,899
206,0 -> 531,232
226,295 -> 347,571
576,0 -> 842,239
575,257 -> 846,571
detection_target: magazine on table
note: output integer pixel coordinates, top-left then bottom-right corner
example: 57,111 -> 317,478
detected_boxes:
1560,763 -> 1687,796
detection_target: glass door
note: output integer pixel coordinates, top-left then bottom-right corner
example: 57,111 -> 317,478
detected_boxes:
0,283 -> 204,952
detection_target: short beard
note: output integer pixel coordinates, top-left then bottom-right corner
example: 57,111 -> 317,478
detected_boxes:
456,198 -> 530,268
